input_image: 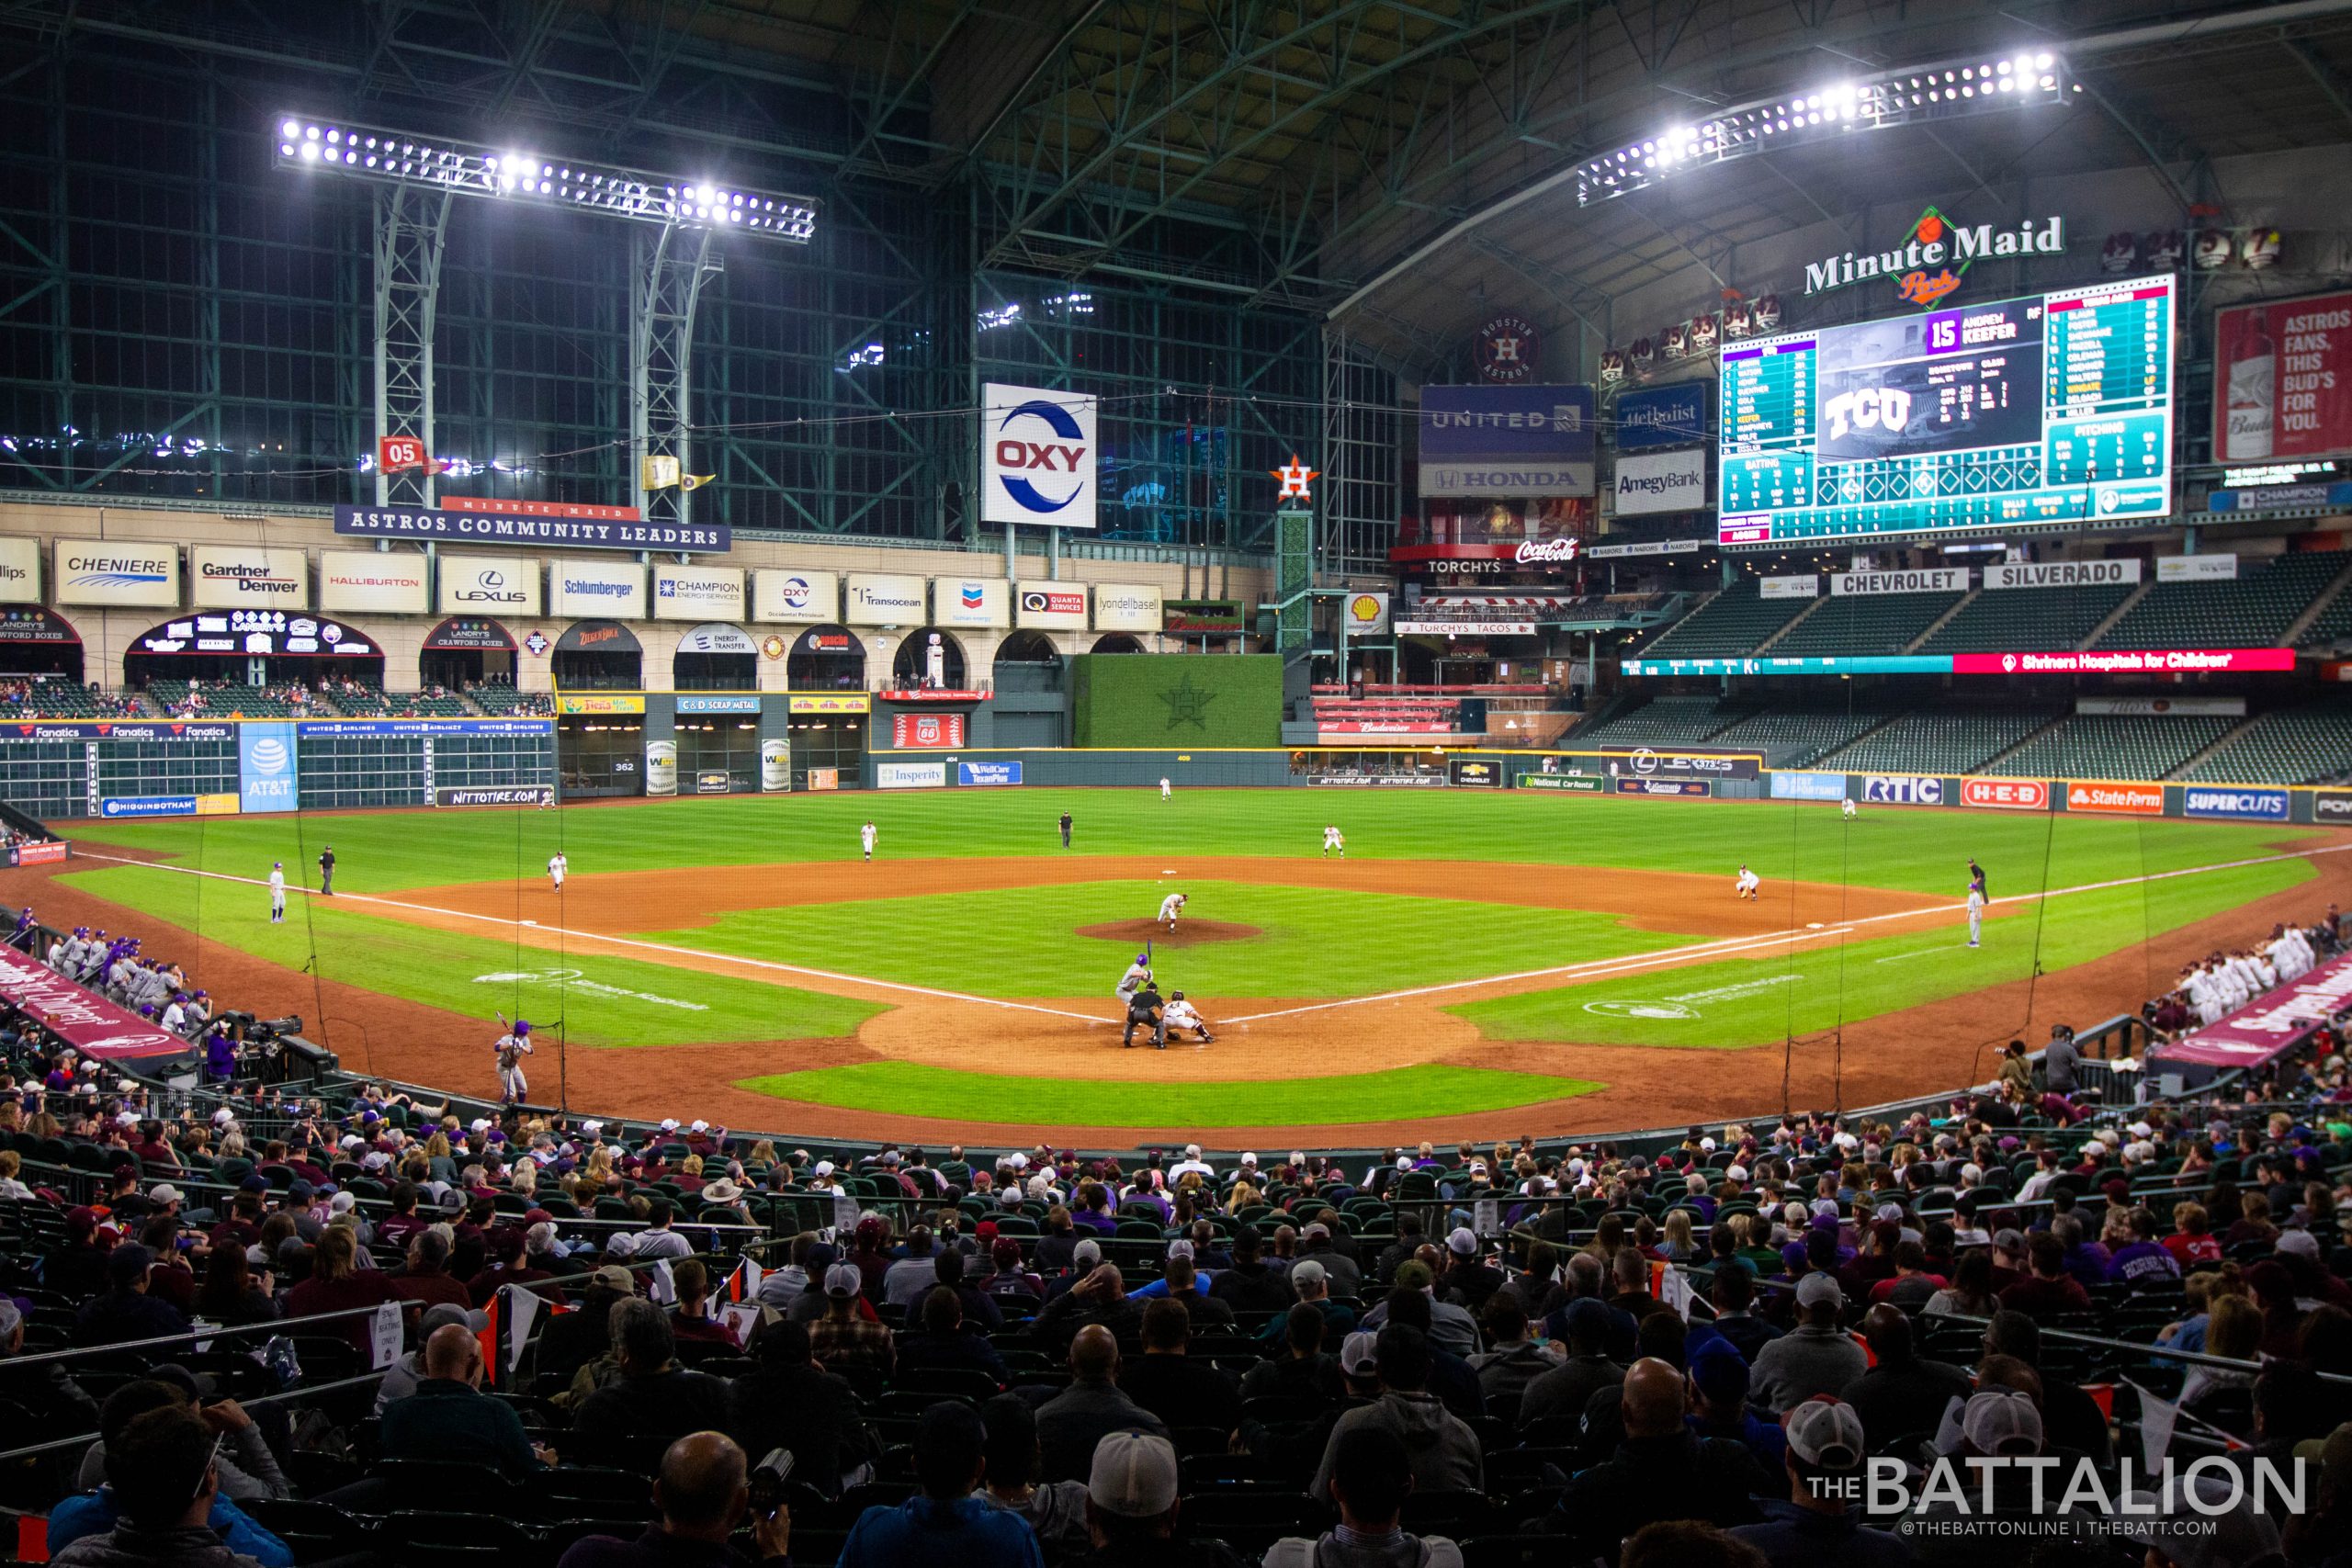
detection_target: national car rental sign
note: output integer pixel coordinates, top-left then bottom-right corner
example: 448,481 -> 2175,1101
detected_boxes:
983,382 -> 1099,531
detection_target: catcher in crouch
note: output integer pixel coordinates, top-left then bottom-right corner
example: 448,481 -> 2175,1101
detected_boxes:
1161,989 -> 1216,1044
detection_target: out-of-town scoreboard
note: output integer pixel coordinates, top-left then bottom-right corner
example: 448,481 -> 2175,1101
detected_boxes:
1717,274 -> 2175,546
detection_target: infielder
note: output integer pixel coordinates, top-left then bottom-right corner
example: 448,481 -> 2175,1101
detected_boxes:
548,851 -> 569,890
859,820 -> 876,863
1841,797 -> 1857,820
1161,989 -> 1216,1043
1966,859 -> 1988,948
267,862 -> 287,924
1322,825 -> 1345,858
1159,776 -> 1172,801
1158,891 -> 1187,931
495,1020 -> 535,1103
1735,863 -> 1761,900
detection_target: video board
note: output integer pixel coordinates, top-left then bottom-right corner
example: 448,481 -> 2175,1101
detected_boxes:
1717,275 -> 2175,546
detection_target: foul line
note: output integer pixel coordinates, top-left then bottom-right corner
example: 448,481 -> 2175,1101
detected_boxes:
65,853 -> 1104,1025
1222,842 -> 2352,1022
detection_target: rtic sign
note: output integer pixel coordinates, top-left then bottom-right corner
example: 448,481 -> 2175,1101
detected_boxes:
1862,774 -> 1943,805
1962,778 -> 2049,810
982,383 -> 1098,530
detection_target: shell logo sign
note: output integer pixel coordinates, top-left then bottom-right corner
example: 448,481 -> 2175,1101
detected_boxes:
1344,592 -> 1390,635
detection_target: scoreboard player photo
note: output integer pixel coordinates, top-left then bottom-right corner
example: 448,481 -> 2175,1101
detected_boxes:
1813,302 -> 2047,464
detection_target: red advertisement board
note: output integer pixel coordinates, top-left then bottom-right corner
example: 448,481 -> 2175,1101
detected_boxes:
1951,649 -> 2295,675
2065,780 -> 2165,816
1962,778 -> 2049,810
2156,948 -> 2352,1071
0,945 -> 190,1059
2213,291 -> 2352,464
890,712 -> 965,749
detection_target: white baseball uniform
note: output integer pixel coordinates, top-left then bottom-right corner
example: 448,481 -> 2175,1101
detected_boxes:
496,1031 -> 533,1099
1323,827 -> 1344,857
1736,867 -> 1760,897
860,823 -> 876,861
1841,798 -> 1857,819
1158,893 -> 1184,928
1159,777 -> 1171,800
548,852 -> 568,889
1966,887 -> 1986,946
267,868 -> 287,922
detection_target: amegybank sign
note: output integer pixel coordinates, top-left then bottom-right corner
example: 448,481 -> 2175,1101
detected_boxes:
1611,448 -> 1707,515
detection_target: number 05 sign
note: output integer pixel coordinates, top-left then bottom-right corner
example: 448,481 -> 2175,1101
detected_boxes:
378,435 -> 443,473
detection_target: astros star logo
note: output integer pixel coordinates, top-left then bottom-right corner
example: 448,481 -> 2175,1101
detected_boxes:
1157,672 -> 1217,730
1271,454 -> 1318,501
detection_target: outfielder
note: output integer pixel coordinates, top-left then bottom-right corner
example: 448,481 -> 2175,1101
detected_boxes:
1322,824 -> 1345,858
1966,859 -> 1988,948
267,862 -> 287,924
859,820 -> 877,863
495,1020 -> 535,1103
548,851 -> 569,890
1159,776 -> 1172,801
1162,989 -> 1216,1043
1158,891 -> 1187,932
1842,797 -> 1857,820
1735,863 -> 1761,900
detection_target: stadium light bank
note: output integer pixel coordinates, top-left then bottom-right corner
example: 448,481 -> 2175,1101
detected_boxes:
272,118 -> 819,243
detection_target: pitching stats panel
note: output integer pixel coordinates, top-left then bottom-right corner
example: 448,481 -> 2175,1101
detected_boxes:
1716,275 -> 2175,546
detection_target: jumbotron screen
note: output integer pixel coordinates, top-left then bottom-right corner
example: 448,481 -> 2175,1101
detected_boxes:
1716,274 -> 2176,546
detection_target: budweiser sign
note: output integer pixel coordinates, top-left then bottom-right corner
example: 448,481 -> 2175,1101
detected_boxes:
1514,537 -> 1581,565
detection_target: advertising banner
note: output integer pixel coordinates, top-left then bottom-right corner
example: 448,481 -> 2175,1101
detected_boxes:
1342,592 -> 1390,637
0,720 -> 229,743
1984,559 -> 2142,590
434,785 -> 556,807
9,840 -> 67,865
0,537 -> 39,599
787,694 -> 869,715
2183,785 -> 2290,821
334,503 -> 728,554
1615,777 -> 1712,796
237,721 -> 298,816
134,612 -> 375,660
695,771 -> 732,795
1832,569 -> 1966,596
932,577 -> 1010,628
436,555 -> 541,617
1611,448 -> 1708,515
2156,555 -> 2238,582
1396,620 -> 1536,637
653,563 -> 743,622
958,760 -> 1023,786
1306,774 -> 1448,786
1015,587 -> 1088,630
1598,745 -> 1760,780
424,617 -> 515,651
877,760 -> 947,789
191,546 -> 308,609
1614,382 -> 1710,451
1092,583 -> 1163,633
751,570 -> 835,625
675,694 -> 760,714
1759,575 -> 1819,599
842,573 -> 925,626
890,712 -> 965,749
807,766 -> 839,791
2078,696 -> 2245,716
674,624 -> 757,658
760,739 -> 791,793
1586,538 -> 1705,560
319,551 -> 428,615
300,718 -> 549,738
1418,384 -> 1595,498
1770,772 -> 1848,801
53,539 -> 179,607
0,944 -> 193,1060
2212,291 -> 2352,464
556,694 -> 645,715
2207,480 -> 2352,515
1520,773 -> 1603,792
550,558 -> 647,619
645,739 -> 678,796
2155,949 -> 2352,1072
1165,599 -> 1246,634
2313,788 -> 2352,822
2065,780 -> 2165,815
1953,649 -> 2295,675
1448,758 -> 1502,787
1962,777 -> 2050,810
1863,774 -> 1944,805
0,606 -> 77,645
982,382 -> 1099,530
98,795 -> 205,818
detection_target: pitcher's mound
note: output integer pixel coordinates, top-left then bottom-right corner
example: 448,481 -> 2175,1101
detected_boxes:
1078,919 -> 1261,948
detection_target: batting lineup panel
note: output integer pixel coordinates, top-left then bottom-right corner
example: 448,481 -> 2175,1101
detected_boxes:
1718,274 -> 2176,546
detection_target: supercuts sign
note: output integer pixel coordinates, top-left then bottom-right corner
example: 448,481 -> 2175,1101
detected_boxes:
982,383 -> 1098,530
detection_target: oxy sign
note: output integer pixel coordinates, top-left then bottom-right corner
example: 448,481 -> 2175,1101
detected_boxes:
983,383 -> 1098,529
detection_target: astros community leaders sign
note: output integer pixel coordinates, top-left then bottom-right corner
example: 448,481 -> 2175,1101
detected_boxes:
334,504 -> 729,553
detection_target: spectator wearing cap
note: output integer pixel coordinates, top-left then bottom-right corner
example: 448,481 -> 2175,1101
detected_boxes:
1267,1425 -> 1464,1568
71,1244 -> 190,1348
1034,1324 -> 1170,1483
1300,1219 -> 1363,1298
48,1404 -> 289,1568
898,1285 -> 1010,1383
1978,1314 -> 2112,1467
838,1400 -> 1043,1568
1899,1390 -> 2087,1568
978,1393 -> 1090,1566
557,1431 -> 791,1568
1687,1341 -> 1786,1472
1310,1325 -> 1482,1503
574,1298 -> 729,1453
1544,1358 -> 1772,1562
537,1265 -> 638,1389
1119,1298 -> 1241,1438
1748,1273 -> 1864,1415
1727,1397 -> 1912,1568
1517,1297 -> 1626,1427
728,1320 -> 868,1497
812,1263 -> 897,1378
468,1223 -> 561,1308
1837,1305 -> 1970,1450
1439,1227 -> 1502,1314
1078,1429 -> 1239,1568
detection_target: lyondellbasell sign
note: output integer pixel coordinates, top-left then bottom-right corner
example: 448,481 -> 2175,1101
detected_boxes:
1803,206 -> 2065,308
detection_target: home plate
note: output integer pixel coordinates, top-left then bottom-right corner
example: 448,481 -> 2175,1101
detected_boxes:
520,919 -> 539,926
1162,868 -> 1176,874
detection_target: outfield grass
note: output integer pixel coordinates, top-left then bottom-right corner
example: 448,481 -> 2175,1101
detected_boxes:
1454,853 -> 2314,1047
736,1061 -> 1601,1127
650,879 -> 1695,998
54,863 -> 884,1049
60,788 -> 2318,897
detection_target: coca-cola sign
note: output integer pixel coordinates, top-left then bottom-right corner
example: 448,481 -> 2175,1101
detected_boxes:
1514,537 -> 1581,565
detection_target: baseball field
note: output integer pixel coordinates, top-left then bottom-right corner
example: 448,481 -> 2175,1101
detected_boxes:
36,786 -> 2352,1144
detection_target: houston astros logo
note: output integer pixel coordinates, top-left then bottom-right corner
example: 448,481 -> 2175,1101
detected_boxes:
1271,455 -> 1317,501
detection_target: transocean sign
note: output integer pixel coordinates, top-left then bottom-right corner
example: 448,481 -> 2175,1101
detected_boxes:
1803,207 -> 2067,308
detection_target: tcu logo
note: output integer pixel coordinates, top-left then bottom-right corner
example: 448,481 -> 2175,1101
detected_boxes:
1822,387 -> 1914,441
993,399 -> 1089,516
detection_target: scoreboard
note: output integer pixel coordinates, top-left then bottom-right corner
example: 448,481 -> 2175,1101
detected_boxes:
1717,275 -> 2175,547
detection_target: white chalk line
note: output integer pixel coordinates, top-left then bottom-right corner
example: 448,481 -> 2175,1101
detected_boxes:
64,852 -> 1103,1025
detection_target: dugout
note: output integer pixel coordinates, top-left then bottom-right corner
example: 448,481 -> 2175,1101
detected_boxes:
419,616 -> 516,690
552,620 -> 642,689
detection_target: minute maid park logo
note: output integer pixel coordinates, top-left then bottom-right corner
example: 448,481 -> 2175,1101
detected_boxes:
1803,206 -> 2064,308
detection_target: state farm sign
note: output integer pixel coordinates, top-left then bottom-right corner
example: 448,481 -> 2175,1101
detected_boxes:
1962,778 -> 2049,810
2066,780 -> 2165,816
